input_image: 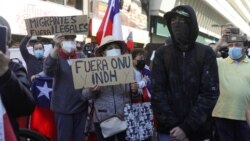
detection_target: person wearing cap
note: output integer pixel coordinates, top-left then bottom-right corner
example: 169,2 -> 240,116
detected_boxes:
0,16 -> 35,140
43,34 -> 88,141
212,34 -> 250,141
151,5 -> 219,141
81,36 -> 132,141
19,35 -> 46,82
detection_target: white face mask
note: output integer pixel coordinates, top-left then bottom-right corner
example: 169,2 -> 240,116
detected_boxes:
61,41 -> 76,53
104,49 -> 121,56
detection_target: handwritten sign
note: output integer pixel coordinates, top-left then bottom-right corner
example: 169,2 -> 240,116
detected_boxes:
71,54 -> 134,89
25,15 -> 89,36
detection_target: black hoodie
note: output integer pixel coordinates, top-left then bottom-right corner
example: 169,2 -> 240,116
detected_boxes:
151,5 -> 219,140
165,5 -> 199,52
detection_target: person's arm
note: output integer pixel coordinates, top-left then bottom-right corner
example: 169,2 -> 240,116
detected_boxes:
213,34 -> 229,58
43,34 -> 63,77
0,59 -> 35,117
179,48 -> 219,137
19,36 -> 31,62
151,47 -> 179,129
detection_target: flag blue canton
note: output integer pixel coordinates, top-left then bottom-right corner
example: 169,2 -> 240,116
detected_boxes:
31,77 -> 53,108
127,32 -> 133,40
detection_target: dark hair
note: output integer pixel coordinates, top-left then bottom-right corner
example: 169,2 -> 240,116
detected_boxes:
131,48 -> 147,60
0,16 -> 11,45
32,41 -> 44,50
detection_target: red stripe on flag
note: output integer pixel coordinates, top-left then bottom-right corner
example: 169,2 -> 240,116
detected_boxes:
126,32 -> 134,52
30,106 -> 57,140
104,20 -> 113,37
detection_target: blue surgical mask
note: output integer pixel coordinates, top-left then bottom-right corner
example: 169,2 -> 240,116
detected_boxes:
228,47 -> 243,60
34,50 -> 44,59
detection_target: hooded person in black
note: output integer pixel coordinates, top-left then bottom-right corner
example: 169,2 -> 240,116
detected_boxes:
151,5 -> 219,141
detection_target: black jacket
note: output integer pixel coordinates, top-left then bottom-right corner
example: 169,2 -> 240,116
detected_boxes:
151,5 -> 219,140
0,59 -> 35,139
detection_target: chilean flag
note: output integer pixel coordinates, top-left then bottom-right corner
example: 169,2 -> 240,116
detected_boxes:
96,0 -> 123,45
30,77 -> 57,140
127,32 -> 134,52
0,99 -> 17,141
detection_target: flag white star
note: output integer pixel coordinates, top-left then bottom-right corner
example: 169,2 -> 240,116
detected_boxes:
36,82 -> 53,100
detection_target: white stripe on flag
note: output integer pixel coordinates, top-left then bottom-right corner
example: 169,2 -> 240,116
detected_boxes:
113,13 -> 123,40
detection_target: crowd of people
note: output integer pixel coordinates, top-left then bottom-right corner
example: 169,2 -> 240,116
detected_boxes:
0,4 -> 250,141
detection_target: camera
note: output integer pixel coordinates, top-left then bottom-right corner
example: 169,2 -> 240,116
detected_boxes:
225,27 -> 247,43
228,27 -> 240,34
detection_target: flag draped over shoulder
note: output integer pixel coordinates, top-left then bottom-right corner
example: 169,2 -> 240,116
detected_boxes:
96,0 -> 123,45
30,77 -> 57,140
127,32 -> 134,52
0,99 -> 17,141
31,77 -> 53,108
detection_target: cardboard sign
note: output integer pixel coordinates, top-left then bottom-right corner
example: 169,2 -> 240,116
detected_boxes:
71,54 -> 134,89
25,15 -> 89,36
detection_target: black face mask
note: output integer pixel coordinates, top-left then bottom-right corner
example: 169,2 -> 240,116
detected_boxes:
136,60 -> 146,70
171,22 -> 190,51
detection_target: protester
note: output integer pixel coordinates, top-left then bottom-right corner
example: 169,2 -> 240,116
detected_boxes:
44,34 -> 88,141
19,35 -> 57,140
81,36 -> 132,141
131,48 -> 153,140
76,41 -> 85,58
0,16 -> 35,140
83,43 -> 97,58
19,36 -> 45,81
131,48 -> 151,102
212,33 -> 250,141
151,5 -> 219,141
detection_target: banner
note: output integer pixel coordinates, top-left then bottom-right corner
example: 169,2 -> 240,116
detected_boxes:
71,54 -> 134,88
25,15 -> 89,36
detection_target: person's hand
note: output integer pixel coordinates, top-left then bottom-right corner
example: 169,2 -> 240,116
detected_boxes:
143,75 -> 150,83
90,85 -> 101,92
53,34 -> 65,48
0,51 -> 10,76
246,99 -> 250,126
51,34 -> 65,58
130,82 -> 138,93
30,75 -> 37,82
170,127 -> 187,141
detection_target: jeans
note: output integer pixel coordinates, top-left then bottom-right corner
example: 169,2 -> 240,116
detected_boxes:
55,111 -> 87,141
215,117 -> 250,141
